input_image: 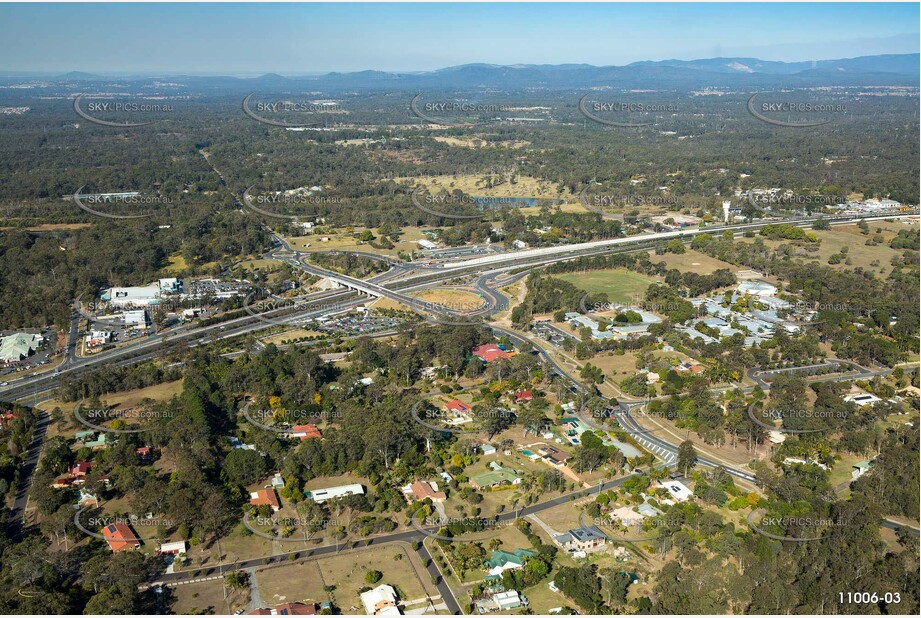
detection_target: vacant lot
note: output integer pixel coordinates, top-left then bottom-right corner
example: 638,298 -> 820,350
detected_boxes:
395,173 -> 567,200
283,226 -> 426,257
409,288 -> 485,313
653,249 -> 741,275
551,269 -> 659,304
169,578 -> 246,615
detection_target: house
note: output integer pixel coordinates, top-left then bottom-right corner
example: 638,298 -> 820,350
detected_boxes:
78,432 -> 108,450
471,343 -> 512,363
360,583 -> 400,615
645,372 -> 660,384
469,467 -> 521,489
78,489 -> 99,507
844,393 -> 882,407
102,522 -> 140,552
484,548 -> 536,576
70,461 -> 92,478
553,525 -> 608,553
417,239 -> 438,250
852,461 -> 874,479
537,445 -> 569,467
158,541 -> 188,556
514,390 -> 533,403
305,483 -> 364,503
476,590 -> 527,613
657,480 -> 693,503
479,443 -> 497,455
782,457 -> 829,470
403,480 -> 446,502
249,488 -> 281,511
271,473 -> 285,488
135,446 -> 152,462
445,399 -> 471,415
289,424 -> 322,440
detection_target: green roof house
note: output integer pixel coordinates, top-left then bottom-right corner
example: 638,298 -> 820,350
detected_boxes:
470,466 -> 522,490
485,549 -> 536,576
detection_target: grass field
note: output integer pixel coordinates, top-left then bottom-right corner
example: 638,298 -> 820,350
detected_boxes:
653,249 -> 741,275
432,136 -> 530,150
283,226 -> 425,258
749,220 -> 919,277
169,579 -> 247,615
551,268 -> 659,304
395,173 -> 568,200
409,289 -> 485,313
261,328 -> 327,345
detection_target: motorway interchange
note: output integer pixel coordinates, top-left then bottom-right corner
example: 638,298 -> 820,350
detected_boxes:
2,210 -> 917,595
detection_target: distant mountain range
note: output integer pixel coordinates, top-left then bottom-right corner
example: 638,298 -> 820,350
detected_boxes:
3,54 -> 917,91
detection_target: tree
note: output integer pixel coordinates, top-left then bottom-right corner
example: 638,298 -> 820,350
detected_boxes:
677,440 -> 698,475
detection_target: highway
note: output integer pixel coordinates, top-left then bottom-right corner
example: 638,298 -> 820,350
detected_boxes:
2,210 -> 916,602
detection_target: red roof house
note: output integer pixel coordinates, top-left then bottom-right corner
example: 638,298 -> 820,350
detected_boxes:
405,480 -> 447,502
445,400 -> 471,415
102,522 -> 141,552
515,390 -> 533,403
249,488 -> 281,511
70,461 -> 92,478
290,424 -> 322,440
471,344 -> 512,363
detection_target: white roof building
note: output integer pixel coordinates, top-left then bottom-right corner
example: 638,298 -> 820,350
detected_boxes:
737,281 -> 778,297
360,584 -> 400,615
307,483 -> 365,503
658,480 -> 693,503
104,285 -> 163,307
122,310 -> 148,329
844,393 -> 882,407
416,239 -> 438,250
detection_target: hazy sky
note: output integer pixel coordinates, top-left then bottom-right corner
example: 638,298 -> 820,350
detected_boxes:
0,2 -> 918,75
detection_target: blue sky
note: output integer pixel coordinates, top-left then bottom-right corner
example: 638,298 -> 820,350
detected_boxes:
0,2 -> 917,74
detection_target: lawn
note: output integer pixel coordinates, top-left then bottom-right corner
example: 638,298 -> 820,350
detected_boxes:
254,559 -> 331,608
282,226 -> 427,258
313,544 -> 435,612
409,289 -> 486,313
169,578 -> 247,615
653,248 -> 740,275
551,269 -> 659,304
